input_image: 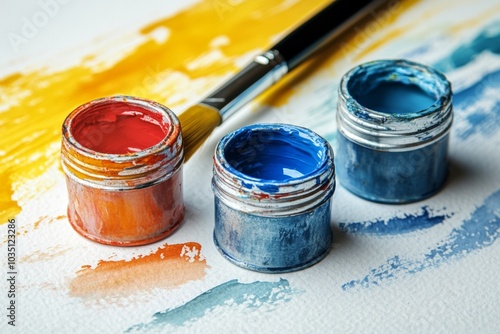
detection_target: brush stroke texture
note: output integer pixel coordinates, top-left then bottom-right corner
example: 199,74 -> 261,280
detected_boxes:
70,243 -> 207,299
432,20 -> 500,140
452,68 -> 500,140
339,206 -> 449,235
342,189 -> 500,291
434,20 -> 500,72
126,279 -> 299,332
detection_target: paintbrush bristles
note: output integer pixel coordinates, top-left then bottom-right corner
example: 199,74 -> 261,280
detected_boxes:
178,104 -> 222,161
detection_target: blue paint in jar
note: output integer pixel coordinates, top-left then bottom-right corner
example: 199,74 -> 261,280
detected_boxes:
336,59 -> 453,203
355,81 -> 437,114
212,123 -> 335,273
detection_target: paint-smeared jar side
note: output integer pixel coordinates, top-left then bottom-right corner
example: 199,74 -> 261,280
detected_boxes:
61,96 -> 184,246
212,123 -> 335,273
336,59 -> 453,203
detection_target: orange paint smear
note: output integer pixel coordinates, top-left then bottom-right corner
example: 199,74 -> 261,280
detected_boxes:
2,215 -> 65,243
0,0 -> 331,224
69,242 -> 207,298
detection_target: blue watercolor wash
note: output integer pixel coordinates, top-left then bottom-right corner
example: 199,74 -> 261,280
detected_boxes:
452,68 -> 500,140
342,189 -> 500,291
339,206 -> 449,235
423,21 -> 500,141
126,279 -> 299,332
212,124 -> 335,273
336,60 -> 453,203
434,20 -> 500,72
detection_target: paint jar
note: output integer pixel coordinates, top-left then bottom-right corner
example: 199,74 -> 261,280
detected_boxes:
61,96 -> 184,246
212,123 -> 335,273
336,59 -> 453,203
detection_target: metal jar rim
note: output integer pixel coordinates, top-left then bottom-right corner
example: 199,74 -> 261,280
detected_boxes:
61,95 -> 183,190
337,59 -> 453,151
212,123 -> 335,217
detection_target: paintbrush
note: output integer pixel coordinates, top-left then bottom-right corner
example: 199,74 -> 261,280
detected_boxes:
179,0 -> 382,161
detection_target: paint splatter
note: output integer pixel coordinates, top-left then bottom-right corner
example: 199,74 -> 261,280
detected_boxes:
342,189 -> 500,291
434,20 -> 500,72
126,278 -> 299,332
69,242 -> 207,298
21,246 -> 71,263
339,206 -> 449,235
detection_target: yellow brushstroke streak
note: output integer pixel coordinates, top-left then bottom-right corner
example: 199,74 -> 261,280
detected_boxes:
446,4 -> 500,35
0,0 -> 331,223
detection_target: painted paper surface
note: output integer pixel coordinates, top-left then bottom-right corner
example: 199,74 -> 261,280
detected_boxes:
1,0 -> 499,333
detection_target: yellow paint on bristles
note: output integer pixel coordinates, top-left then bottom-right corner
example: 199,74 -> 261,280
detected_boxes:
178,104 -> 222,161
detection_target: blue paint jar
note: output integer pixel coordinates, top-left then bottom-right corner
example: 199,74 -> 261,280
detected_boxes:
212,123 -> 335,273
336,59 -> 453,203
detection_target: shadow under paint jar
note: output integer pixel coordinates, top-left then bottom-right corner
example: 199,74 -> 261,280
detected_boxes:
212,123 -> 335,273
336,59 -> 453,203
61,96 -> 184,246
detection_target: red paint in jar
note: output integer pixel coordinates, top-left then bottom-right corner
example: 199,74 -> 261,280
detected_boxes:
61,96 -> 184,246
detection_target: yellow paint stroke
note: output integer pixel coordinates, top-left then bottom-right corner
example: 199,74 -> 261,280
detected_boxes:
0,0 -> 331,224
446,3 -> 500,35
69,242 -> 207,298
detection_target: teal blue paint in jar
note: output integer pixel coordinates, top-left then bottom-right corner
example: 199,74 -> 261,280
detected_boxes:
336,59 -> 453,203
212,123 -> 335,273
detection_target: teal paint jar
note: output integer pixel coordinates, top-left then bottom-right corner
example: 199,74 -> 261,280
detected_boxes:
336,59 -> 453,203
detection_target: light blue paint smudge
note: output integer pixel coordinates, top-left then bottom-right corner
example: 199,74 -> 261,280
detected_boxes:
434,20 -> 500,72
339,206 -> 449,235
342,189 -> 500,291
290,82 -> 338,145
126,278 -> 299,333
452,68 -> 500,140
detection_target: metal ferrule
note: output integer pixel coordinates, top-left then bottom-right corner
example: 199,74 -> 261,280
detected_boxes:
200,50 -> 288,121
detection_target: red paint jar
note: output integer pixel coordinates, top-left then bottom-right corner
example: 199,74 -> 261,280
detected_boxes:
61,96 -> 184,246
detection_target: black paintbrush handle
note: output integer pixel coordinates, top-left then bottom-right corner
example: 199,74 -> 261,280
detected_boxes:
272,0 -> 377,70
200,0 -> 381,120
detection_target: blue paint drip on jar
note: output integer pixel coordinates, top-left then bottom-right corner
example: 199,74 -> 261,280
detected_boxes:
212,123 -> 335,273
336,59 -> 453,203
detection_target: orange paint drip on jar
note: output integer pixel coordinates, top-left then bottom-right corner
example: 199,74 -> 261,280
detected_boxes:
61,96 -> 184,246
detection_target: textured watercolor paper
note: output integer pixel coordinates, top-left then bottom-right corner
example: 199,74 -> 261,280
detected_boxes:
1,0 -> 499,333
